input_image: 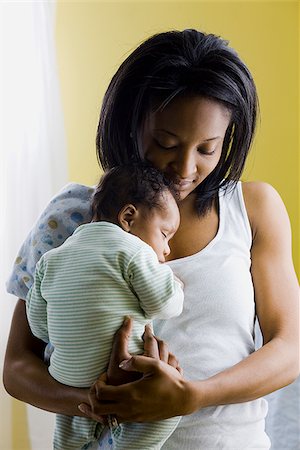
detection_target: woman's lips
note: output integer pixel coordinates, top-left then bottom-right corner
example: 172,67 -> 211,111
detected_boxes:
173,179 -> 194,189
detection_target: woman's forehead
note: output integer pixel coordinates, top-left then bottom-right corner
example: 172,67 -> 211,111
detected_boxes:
146,96 -> 231,137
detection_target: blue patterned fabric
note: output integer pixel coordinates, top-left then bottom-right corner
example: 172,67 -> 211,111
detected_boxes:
6,183 -> 94,300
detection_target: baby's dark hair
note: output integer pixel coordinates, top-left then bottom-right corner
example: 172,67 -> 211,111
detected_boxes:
92,163 -> 178,222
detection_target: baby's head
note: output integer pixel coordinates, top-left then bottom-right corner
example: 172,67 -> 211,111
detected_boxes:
92,163 -> 180,262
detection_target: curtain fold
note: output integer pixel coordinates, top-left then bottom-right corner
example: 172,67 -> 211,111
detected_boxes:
0,1 -> 67,448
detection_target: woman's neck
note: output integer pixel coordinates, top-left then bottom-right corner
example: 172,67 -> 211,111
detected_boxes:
167,193 -> 219,261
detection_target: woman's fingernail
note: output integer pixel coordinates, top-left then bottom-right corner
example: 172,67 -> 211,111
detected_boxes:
78,404 -> 86,413
119,359 -> 130,368
124,316 -> 131,325
144,324 -> 152,335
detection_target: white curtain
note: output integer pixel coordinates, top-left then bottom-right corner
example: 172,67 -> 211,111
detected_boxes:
0,1 -> 67,449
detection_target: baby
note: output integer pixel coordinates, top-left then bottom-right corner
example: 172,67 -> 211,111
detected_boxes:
26,163 -> 184,450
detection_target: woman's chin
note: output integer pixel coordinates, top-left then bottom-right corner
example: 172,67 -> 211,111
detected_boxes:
176,189 -> 196,203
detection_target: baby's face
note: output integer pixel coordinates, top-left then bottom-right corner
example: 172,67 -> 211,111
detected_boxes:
131,191 -> 180,262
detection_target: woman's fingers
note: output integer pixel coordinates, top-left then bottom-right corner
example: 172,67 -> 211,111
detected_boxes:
82,322 -> 185,424
167,353 -> 183,375
81,357 -> 188,423
142,324 -> 160,359
141,325 -> 183,376
142,325 -> 173,363
107,316 -> 138,385
79,380 -> 124,420
111,316 -> 133,361
156,338 -> 169,363
167,352 -> 179,368
78,401 -> 116,420
119,354 -> 159,373
78,402 -> 104,422
177,366 -> 184,376
90,377 -> 134,403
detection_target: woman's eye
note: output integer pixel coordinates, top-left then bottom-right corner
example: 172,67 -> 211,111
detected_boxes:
155,139 -> 176,150
198,147 -> 216,156
161,231 -> 167,238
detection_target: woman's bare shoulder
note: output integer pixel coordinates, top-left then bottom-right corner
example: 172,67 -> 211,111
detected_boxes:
241,181 -> 290,241
242,180 -> 282,201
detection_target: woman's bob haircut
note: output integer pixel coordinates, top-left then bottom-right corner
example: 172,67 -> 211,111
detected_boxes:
96,29 -> 258,214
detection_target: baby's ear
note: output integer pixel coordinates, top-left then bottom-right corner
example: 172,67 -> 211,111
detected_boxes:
118,204 -> 138,232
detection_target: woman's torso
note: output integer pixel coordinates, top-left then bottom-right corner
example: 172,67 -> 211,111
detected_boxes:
155,182 -> 269,449
7,181 -> 270,449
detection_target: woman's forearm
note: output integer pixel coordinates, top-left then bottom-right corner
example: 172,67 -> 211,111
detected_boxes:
4,347 -> 89,416
3,299 -> 89,417
191,337 -> 299,410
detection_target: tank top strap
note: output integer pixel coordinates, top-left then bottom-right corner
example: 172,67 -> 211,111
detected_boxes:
220,181 -> 252,248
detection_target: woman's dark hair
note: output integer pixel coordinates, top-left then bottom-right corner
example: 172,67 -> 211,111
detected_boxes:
92,163 -> 178,221
96,29 -> 258,214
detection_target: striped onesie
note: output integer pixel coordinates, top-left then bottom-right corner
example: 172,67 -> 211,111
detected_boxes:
26,221 -> 184,450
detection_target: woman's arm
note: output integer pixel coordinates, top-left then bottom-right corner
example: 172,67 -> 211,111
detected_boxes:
81,182 -> 299,422
3,299 -> 89,416
3,301 -> 182,419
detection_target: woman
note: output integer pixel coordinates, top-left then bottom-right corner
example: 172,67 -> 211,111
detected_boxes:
4,29 -> 299,449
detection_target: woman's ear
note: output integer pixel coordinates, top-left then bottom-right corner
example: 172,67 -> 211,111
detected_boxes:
118,204 -> 138,232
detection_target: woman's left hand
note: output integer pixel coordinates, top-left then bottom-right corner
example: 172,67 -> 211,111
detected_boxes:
78,318 -> 195,423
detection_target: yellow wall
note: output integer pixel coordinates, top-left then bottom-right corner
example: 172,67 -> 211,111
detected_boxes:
55,0 -> 299,276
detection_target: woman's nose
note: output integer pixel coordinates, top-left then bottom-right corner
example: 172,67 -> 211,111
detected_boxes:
170,149 -> 197,178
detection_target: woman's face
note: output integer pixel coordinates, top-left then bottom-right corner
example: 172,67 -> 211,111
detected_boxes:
141,95 -> 231,201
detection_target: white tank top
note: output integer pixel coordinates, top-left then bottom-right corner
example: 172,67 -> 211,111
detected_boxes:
154,182 -> 270,450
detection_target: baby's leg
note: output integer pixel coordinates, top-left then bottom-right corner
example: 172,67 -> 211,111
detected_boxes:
84,427 -> 113,450
54,414 -> 104,450
112,417 -> 181,450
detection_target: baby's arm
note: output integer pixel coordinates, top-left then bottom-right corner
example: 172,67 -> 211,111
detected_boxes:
26,259 -> 49,344
127,246 -> 184,320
